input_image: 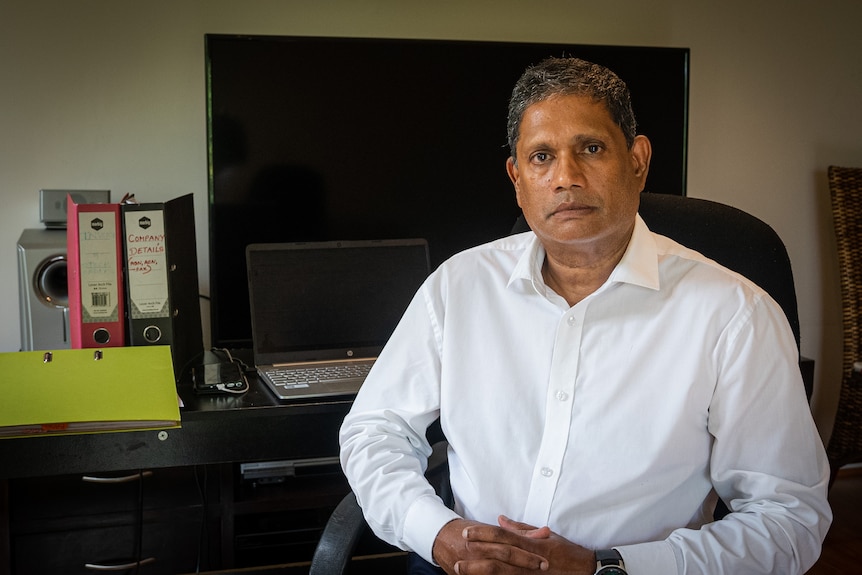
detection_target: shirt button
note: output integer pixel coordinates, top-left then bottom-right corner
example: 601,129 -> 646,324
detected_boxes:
556,390 -> 569,402
567,315 -> 576,326
540,467 -> 554,477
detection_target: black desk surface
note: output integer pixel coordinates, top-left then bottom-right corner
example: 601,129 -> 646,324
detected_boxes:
0,368 -> 353,480
0,355 -> 813,480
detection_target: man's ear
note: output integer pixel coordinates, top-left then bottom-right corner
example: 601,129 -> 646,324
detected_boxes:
506,156 -> 523,207
631,135 -> 652,185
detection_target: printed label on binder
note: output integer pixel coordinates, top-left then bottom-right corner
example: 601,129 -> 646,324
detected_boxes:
124,210 -> 170,319
79,212 -> 121,323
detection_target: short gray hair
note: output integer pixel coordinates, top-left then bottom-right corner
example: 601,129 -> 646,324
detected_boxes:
507,57 -> 638,159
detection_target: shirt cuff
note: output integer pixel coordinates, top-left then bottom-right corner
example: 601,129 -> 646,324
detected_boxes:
401,493 -> 462,564
616,540 -> 677,575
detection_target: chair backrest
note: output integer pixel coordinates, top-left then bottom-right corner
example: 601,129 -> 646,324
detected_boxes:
511,192 -> 801,354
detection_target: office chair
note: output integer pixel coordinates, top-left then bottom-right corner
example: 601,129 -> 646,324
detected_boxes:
310,192 -> 804,574
825,165 -> 862,487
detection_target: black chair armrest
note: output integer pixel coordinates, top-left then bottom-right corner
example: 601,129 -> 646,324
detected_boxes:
310,441 -> 450,575
309,491 -> 367,575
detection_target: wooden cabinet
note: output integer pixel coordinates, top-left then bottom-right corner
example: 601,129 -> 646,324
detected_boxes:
4,461 -> 357,574
8,466 -> 219,574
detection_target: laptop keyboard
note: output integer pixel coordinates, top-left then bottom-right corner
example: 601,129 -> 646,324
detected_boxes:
262,361 -> 374,389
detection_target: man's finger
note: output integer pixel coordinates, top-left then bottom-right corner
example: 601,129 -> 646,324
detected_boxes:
463,539 -> 549,570
455,557 -> 549,574
497,515 -> 553,539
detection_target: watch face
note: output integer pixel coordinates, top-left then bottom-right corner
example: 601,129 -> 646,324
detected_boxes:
597,568 -> 627,575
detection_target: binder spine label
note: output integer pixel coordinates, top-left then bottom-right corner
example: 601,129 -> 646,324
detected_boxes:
124,210 -> 170,319
79,212 -> 121,323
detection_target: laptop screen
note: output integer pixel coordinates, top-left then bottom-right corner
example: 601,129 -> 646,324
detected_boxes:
246,239 -> 430,366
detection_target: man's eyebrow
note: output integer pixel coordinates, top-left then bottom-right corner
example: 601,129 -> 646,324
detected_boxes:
521,134 -> 606,152
572,133 -> 608,144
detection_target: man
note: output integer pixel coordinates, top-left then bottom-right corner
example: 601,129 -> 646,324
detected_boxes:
340,57 -> 831,575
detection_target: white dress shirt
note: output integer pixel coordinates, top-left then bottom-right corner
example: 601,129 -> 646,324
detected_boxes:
339,216 -> 831,575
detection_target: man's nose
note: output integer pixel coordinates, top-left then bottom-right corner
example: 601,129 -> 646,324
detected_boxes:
552,153 -> 585,190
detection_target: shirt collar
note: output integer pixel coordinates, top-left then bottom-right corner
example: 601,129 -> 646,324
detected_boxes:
508,214 -> 661,294
610,215 -> 661,291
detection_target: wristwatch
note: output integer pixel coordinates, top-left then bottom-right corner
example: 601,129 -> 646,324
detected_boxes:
595,549 -> 627,574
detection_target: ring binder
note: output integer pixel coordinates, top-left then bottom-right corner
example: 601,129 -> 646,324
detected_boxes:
67,199 -> 126,348
121,194 -> 203,378
0,346 -> 180,438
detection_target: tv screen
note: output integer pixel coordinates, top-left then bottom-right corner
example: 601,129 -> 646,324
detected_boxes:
206,34 -> 689,349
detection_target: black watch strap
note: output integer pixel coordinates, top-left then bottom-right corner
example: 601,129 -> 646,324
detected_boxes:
595,548 -> 626,574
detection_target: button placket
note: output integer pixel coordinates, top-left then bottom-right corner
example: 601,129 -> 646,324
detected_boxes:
522,306 -> 584,527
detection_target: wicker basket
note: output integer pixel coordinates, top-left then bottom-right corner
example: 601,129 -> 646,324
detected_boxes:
826,165 -> 862,484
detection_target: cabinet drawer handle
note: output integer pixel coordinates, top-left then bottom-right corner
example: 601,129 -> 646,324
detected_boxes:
81,470 -> 154,484
85,557 -> 156,571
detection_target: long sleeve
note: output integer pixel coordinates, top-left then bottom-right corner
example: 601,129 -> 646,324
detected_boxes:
615,292 -> 831,574
339,285 -> 460,561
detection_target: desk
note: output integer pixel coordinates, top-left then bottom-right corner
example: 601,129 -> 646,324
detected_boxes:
0,381 -> 352,480
0,370 -> 354,574
0,356 -> 816,574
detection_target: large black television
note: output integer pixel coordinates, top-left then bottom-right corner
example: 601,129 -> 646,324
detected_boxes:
206,34 -> 689,349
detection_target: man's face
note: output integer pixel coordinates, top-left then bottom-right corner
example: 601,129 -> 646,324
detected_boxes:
507,94 -> 651,257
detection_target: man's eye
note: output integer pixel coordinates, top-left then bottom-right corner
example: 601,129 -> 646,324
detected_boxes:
584,144 -> 602,154
531,152 -> 549,163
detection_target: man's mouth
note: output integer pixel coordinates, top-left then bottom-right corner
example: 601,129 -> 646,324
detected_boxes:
550,202 -> 594,218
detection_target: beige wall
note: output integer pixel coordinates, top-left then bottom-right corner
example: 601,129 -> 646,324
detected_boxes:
2,0 -> 861,442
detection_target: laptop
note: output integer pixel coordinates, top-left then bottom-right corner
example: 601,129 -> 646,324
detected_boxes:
246,239 -> 431,400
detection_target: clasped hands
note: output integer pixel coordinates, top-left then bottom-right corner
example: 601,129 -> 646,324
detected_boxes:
432,515 -> 596,575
